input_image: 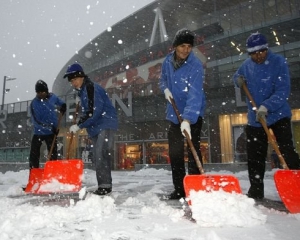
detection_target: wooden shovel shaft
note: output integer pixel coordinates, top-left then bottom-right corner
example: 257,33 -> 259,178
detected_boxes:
67,102 -> 80,159
47,112 -> 63,160
241,84 -> 289,170
170,98 -> 205,174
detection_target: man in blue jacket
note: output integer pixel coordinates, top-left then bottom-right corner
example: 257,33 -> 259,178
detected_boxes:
159,29 -> 206,200
64,63 -> 118,195
29,80 -> 66,168
233,32 -> 300,199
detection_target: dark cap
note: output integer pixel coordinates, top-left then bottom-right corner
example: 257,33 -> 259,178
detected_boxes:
63,63 -> 86,81
35,80 -> 48,93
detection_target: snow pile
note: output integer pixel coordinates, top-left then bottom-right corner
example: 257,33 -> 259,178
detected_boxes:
121,191 -> 184,222
1,168 -> 299,240
0,194 -> 116,239
188,190 -> 267,227
37,179 -> 77,192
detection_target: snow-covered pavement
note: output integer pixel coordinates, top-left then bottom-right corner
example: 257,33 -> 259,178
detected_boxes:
0,168 -> 299,240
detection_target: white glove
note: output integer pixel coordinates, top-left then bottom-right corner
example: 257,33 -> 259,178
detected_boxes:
256,105 -> 268,122
180,120 -> 191,140
164,88 -> 173,103
69,124 -> 80,133
75,96 -> 80,104
237,76 -> 245,88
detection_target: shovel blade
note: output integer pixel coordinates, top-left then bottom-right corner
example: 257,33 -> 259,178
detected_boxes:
37,159 -> 84,194
274,170 -> 300,213
184,174 -> 242,199
25,168 -> 45,193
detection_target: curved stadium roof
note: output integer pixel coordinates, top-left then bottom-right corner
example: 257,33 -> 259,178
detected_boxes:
53,0 -> 243,96
53,0 -> 300,97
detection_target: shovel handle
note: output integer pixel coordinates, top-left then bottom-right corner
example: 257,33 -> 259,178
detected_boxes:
241,83 -> 289,170
67,101 -> 80,159
47,112 -> 63,161
170,98 -> 205,174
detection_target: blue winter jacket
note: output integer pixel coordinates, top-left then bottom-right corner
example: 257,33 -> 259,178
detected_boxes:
30,93 -> 65,135
159,51 -> 206,124
77,77 -> 118,137
233,50 -> 292,127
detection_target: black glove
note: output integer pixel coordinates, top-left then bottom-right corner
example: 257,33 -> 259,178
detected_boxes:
60,103 -> 66,115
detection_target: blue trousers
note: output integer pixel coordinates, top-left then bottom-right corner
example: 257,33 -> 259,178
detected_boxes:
91,129 -> 115,189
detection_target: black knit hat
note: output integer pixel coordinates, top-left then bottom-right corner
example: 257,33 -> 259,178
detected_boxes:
172,28 -> 195,47
35,80 -> 48,93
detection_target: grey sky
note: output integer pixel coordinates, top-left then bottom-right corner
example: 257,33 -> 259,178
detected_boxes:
0,0 -> 153,104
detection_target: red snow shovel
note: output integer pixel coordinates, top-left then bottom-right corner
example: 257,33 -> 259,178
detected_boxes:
169,98 -> 242,203
25,112 -> 64,193
242,83 -> 300,213
25,105 -> 83,194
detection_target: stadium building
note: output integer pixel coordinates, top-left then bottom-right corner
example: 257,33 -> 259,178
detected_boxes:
1,0 -> 300,170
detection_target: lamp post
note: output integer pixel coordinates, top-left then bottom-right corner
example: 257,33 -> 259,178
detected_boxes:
1,76 -> 16,110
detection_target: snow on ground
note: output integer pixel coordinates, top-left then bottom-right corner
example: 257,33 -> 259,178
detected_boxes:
0,167 -> 299,240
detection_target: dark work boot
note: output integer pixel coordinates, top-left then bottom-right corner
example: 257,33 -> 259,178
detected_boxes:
247,184 -> 264,200
167,190 -> 185,200
92,187 -> 112,196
